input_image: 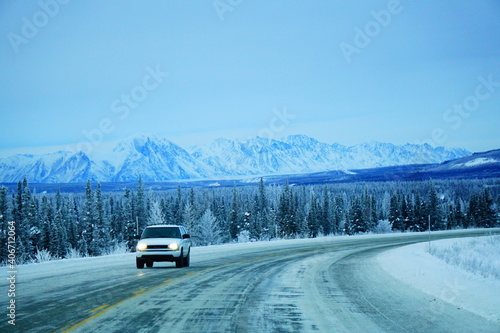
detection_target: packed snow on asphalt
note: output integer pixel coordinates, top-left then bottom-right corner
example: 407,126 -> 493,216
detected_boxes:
1,229 -> 499,332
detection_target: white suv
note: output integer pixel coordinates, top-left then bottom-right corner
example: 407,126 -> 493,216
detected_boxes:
136,225 -> 191,268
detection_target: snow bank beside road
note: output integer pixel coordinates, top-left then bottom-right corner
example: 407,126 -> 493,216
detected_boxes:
378,236 -> 500,322
428,235 -> 500,280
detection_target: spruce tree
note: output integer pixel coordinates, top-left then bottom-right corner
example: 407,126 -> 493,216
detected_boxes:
277,181 -> 295,237
50,207 -> 68,258
123,188 -> 138,249
306,196 -> 321,237
87,182 -> 104,256
401,196 -> 409,231
467,193 -> 479,227
17,179 -> 36,262
174,185 -> 184,225
196,208 -> 222,246
249,193 -> 262,240
229,186 -> 241,240
479,188 -> 496,228
39,196 -> 53,251
321,187 -> 332,235
238,193 -> 253,239
348,195 -> 365,235
333,195 -> 345,234
413,193 -> 427,231
254,178 -> 269,239
361,188 -> 376,232
404,195 -> 416,231
0,187 -> 8,223
162,197 -> 175,225
66,196 -> 80,250
80,180 -> 94,255
182,202 -> 196,231
389,192 -> 403,231
88,183 -> 106,256
211,195 -> 229,242
427,184 -> 443,230
0,187 -> 10,263
14,181 -> 22,223
136,176 -> 147,230
447,202 -> 463,230
453,200 -> 465,228
188,188 -> 195,208
148,200 -> 165,225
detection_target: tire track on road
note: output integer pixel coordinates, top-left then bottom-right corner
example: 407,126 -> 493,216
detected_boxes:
329,245 -> 499,333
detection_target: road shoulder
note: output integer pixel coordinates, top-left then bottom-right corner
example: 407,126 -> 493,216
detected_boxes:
377,238 -> 500,323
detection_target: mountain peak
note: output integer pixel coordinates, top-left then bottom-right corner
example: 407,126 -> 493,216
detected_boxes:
282,134 -> 320,146
114,134 -> 178,152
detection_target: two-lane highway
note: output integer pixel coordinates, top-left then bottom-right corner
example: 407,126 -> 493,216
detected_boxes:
1,228 -> 498,332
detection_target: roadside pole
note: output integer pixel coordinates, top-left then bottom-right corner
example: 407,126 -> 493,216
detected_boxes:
428,215 -> 431,249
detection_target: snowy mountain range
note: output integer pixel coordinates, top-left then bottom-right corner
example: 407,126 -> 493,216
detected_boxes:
0,134 -> 471,183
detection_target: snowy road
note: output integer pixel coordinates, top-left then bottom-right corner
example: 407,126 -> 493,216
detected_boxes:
2,229 -> 499,333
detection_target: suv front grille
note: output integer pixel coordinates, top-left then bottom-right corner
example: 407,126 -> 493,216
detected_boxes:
147,245 -> 170,249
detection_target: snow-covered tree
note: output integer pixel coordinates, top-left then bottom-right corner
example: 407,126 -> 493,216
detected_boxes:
0,187 -> 10,261
136,176 -> 147,230
306,195 -> 321,237
196,208 -> 222,246
427,184 -> 443,230
277,181 -> 297,237
148,200 -> 165,225
183,202 -> 196,231
228,186 -> 241,240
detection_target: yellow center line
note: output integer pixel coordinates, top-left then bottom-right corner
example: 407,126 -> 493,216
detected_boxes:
132,289 -> 146,295
61,276 -> 185,332
60,253 -> 290,332
89,304 -> 109,313
62,288 -> 153,332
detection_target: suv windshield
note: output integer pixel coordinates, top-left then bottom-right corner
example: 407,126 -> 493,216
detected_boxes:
141,227 -> 181,239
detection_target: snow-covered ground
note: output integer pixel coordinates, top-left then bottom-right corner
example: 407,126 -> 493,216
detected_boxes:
378,235 -> 500,322
452,157 -> 499,168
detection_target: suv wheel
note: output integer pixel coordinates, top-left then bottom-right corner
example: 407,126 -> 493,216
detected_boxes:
175,249 -> 184,268
183,249 -> 190,267
146,261 -> 153,268
136,258 -> 145,269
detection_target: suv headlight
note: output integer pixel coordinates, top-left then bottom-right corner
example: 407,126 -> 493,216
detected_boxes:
136,242 -> 147,251
168,243 -> 179,251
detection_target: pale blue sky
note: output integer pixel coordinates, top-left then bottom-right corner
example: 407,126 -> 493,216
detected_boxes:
0,0 -> 499,156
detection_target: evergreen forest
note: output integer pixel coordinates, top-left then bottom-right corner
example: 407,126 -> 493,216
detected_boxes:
1,177 -> 499,264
